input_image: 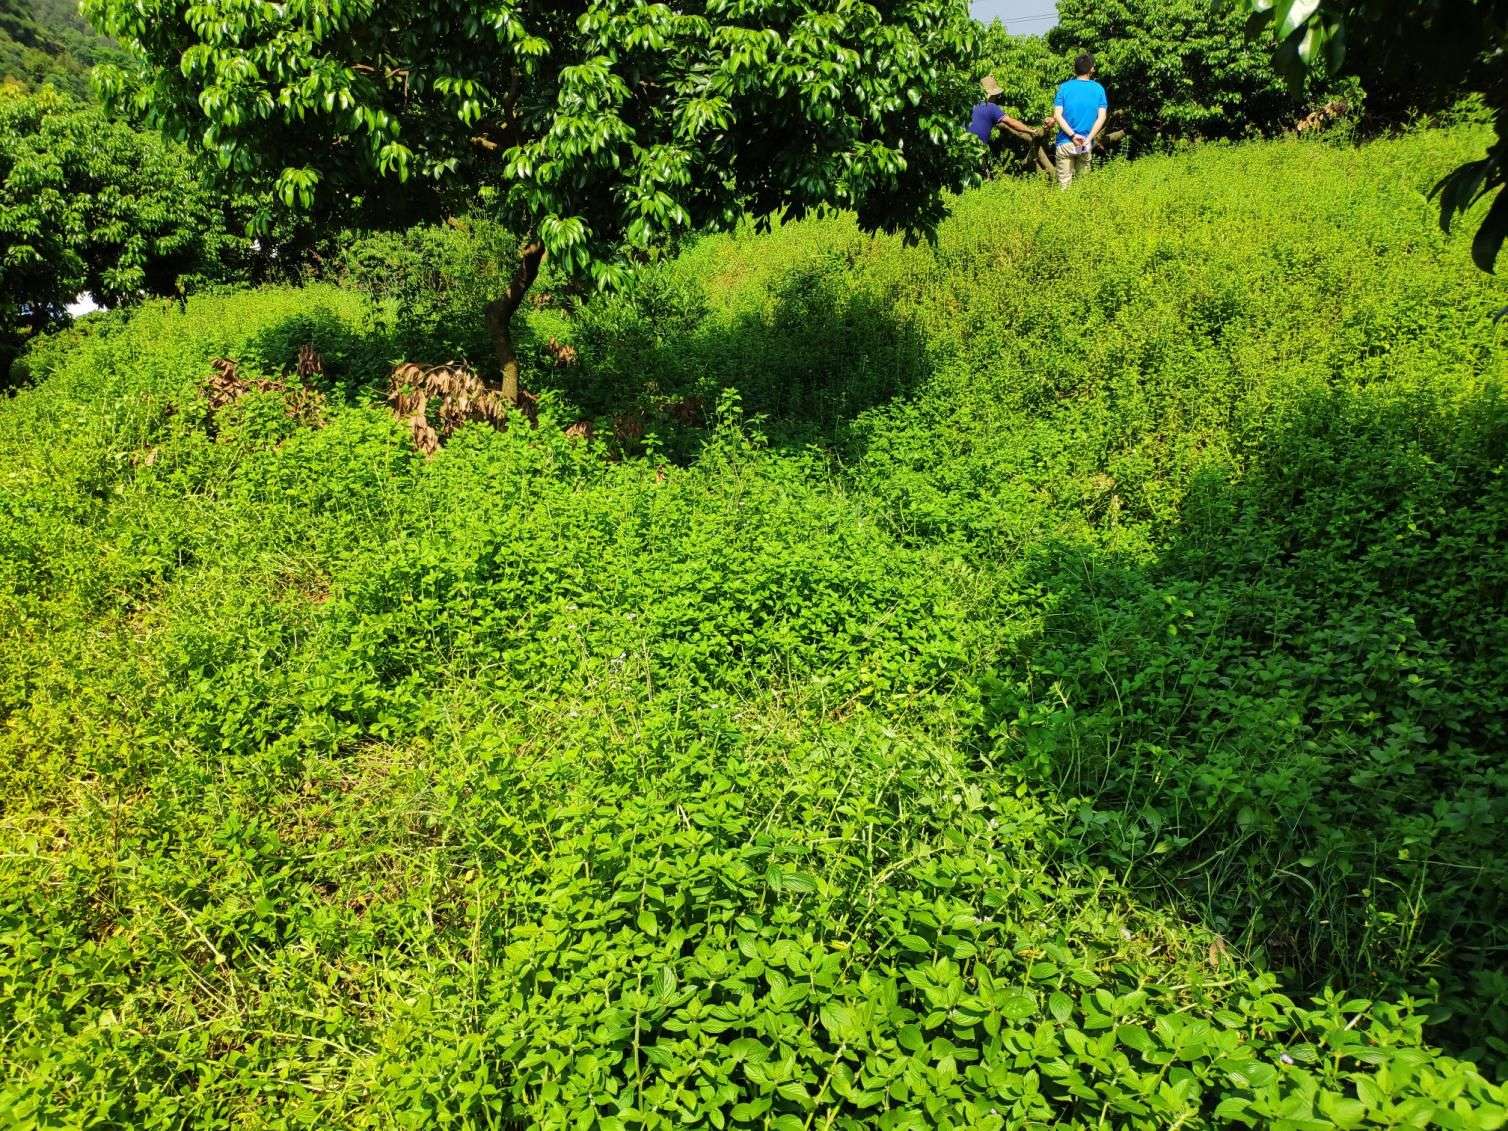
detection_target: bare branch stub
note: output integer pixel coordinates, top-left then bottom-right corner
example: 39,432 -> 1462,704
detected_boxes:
994,113 -> 1129,179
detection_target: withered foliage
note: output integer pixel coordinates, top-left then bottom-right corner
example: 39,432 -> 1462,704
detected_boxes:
1297,100 -> 1350,134
527,285 -> 585,314
661,394 -> 705,428
296,343 -> 325,379
202,349 -> 327,427
203,356 -> 246,410
545,338 -> 578,368
387,361 -> 535,456
565,395 -> 706,452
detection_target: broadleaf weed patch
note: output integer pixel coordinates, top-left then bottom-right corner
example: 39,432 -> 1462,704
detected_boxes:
2,130 -> 1508,1126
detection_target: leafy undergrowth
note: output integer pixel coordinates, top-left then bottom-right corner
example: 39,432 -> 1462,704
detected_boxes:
3,129 -> 1507,1128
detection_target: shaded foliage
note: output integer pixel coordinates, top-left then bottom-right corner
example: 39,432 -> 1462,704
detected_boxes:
334,219 -> 525,370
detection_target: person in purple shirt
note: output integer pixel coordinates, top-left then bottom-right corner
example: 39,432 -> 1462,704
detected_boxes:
1052,53 -> 1109,189
969,76 -> 1030,177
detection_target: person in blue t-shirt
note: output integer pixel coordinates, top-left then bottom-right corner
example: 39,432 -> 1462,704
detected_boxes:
1052,53 -> 1108,189
969,76 -> 1030,176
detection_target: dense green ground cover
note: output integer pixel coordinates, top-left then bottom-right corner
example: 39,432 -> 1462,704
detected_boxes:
3,129 -> 1507,1128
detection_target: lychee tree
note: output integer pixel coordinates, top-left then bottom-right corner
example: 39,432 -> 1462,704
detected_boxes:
87,0 -> 982,400
0,85 -> 227,379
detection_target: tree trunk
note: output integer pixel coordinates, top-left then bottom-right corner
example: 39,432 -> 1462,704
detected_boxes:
484,239 -> 545,404
999,118 -> 1127,181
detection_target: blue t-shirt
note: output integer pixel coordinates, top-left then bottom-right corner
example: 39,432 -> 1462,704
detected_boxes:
1054,78 -> 1107,146
969,101 -> 1004,145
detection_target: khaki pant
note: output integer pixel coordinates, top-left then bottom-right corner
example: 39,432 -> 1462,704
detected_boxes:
1055,142 -> 1091,189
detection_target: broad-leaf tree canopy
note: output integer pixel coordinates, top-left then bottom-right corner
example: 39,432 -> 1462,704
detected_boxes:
0,85 -> 226,378
974,20 -> 1062,126
1048,0 -> 1338,146
1235,0 -> 1507,270
87,0 -> 981,398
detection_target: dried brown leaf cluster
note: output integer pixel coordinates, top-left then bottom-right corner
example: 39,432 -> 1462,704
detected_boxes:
202,350 -> 327,426
387,361 -> 534,456
527,287 -> 583,314
296,343 -> 325,379
545,338 -> 578,367
661,394 -> 705,428
613,411 -> 646,445
203,356 -> 247,410
1297,99 -> 1350,134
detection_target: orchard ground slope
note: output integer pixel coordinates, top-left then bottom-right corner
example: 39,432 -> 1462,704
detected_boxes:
2,129 -> 1508,1128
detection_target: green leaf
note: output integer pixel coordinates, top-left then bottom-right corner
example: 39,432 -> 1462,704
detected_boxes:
1323,18 -> 1346,70
1117,1024 -> 1157,1055
729,1098 -> 770,1120
1214,1098 -> 1251,1120
1430,160 -> 1491,228
820,1002 -> 860,1043
775,1083 -> 811,1106
1319,1092 -> 1368,1128
999,990 -> 1036,1022
780,870 -> 819,895
1354,1075 -> 1384,1109
1295,23 -> 1324,66
652,963 -> 677,1002
727,1038 -> 771,1064
1275,0 -> 1321,40
1048,992 -> 1073,1024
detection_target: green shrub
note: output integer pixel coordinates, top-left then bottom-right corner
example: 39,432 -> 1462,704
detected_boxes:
0,85 -> 240,381
554,217 -> 933,447
847,128 -> 1508,1066
336,219 -> 522,373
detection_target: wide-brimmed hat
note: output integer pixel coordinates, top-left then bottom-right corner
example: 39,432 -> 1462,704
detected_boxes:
981,75 -> 1004,99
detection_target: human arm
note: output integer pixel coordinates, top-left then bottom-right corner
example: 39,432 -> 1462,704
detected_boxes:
1086,105 -> 1107,144
1053,105 -> 1084,146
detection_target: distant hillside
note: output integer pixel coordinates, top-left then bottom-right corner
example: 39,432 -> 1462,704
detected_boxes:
0,0 -> 123,100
